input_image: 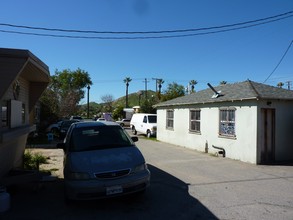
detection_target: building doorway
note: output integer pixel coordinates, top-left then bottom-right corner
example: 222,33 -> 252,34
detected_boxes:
260,108 -> 275,164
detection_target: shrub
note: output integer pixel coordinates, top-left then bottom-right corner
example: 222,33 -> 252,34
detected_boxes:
23,150 -> 48,170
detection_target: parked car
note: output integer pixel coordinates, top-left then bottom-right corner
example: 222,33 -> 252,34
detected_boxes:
116,119 -> 131,127
70,116 -> 83,120
57,121 -> 150,201
46,121 -> 63,133
59,119 -> 80,139
130,113 -> 157,138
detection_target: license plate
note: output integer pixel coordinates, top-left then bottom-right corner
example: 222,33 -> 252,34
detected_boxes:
106,186 -> 123,195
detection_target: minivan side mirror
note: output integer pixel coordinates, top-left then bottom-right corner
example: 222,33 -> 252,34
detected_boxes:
131,136 -> 139,142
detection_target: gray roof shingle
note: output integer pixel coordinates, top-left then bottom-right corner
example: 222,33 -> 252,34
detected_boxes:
154,80 -> 293,108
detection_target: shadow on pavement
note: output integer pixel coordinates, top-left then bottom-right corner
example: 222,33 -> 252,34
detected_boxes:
0,165 -> 218,220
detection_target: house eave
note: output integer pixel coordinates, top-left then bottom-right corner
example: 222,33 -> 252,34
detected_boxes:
0,48 -> 50,100
154,96 -> 260,108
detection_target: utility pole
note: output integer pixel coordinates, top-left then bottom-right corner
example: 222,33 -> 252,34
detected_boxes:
286,81 -> 291,90
152,78 -> 164,94
152,78 -> 159,92
87,85 -> 90,118
144,78 -> 149,100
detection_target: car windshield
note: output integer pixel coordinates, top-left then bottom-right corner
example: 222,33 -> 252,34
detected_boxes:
148,115 -> 157,123
70,125 -> 134,152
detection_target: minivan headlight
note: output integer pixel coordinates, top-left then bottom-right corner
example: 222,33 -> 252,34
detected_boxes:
132,163 -> 147,173
67,172 -> 90,180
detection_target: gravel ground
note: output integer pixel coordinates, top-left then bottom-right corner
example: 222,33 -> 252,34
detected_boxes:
27,147 -> 64,178
25,138 -> 64,177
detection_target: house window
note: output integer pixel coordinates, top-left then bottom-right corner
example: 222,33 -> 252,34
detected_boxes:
166,110 -> 174,129
1,100 -> 9,127
190,109 -> 200,132
219,108 -> 236,137
22,103 -> 25,124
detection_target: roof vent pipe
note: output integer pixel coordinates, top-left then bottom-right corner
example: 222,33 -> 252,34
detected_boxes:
207,83 -> 223,98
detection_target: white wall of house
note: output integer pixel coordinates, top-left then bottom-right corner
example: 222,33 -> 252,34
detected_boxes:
0,48 -> 50,179
157,101 -> 259,164
157,99 -> 293,164
2,76 -> 30,127
0,76 -> 31,177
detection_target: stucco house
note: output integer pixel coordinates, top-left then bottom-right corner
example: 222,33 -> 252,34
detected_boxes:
154,80 -> 293,164
0,48 -> 50,179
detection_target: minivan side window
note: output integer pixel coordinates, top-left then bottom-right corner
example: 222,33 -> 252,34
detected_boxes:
143,116 -> 147,123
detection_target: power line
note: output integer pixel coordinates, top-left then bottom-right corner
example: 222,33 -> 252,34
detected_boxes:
0,11 -> 292,40
0,16 -> 290,40
263,40 -> 293,83
91,78 -> 145,84
0,10 -> 292,34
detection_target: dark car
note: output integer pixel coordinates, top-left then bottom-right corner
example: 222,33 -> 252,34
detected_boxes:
57,121 -> 150,201
59,119 -> 80,139
46,120 -> 63,134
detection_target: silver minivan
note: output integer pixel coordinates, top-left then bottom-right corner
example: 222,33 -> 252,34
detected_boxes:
57,121 -> 150,201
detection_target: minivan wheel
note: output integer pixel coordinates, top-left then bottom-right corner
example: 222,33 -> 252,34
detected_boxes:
146,130 -> 151,138
132,127 -> 137,135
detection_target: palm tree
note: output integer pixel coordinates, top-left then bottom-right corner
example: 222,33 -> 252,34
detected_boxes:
277,82 -> 284,88
157,79 -> 164,100
189,80 -> 198,93
157,79 -> 164,98
123,77 -> 132,108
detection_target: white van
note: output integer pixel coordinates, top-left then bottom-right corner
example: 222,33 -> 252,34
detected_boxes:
130,113 -> 157,138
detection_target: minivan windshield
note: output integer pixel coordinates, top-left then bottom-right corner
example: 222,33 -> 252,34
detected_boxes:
148,115 -> 157,123
70,125 -> 133,152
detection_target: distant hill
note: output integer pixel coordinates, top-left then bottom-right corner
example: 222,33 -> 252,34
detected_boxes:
81,90 -> 156,110
114,90 -> 157,107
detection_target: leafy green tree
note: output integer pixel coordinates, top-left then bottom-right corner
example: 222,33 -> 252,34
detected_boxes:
47,68 -> 92,118
277,82 -> 284,88
140,99 -> 156,114
39,87 -> 59,129
112,105 -> 125,120
161,82 -> 185,101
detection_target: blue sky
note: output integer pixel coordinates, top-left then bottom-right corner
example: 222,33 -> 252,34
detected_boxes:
1,0 -> 292,104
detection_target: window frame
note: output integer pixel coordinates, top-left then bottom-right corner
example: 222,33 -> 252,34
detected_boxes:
22,103 -> 26,124
189,109 -> 201,133
166,109 -> 174,130
219,107 -> 236,138
1,100 -> 10,128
